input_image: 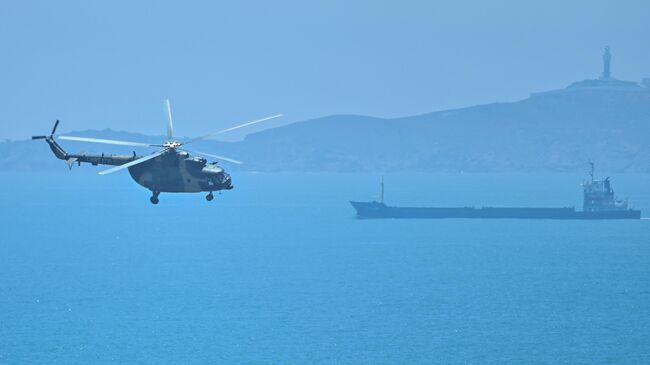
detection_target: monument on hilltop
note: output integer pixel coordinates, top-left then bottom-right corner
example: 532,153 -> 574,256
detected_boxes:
601,46 -> 612,79
532,46 -> 648,97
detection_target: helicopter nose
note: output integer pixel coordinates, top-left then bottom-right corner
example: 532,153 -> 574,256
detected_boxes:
203,167 -> 232,189
222,173 -> 233,189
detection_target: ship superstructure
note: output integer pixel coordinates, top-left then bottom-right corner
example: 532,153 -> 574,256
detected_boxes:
582,162 -> 630,212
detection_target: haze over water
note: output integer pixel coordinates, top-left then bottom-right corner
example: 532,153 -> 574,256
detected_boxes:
2,0 -> 649,140
1,172 -> 649,363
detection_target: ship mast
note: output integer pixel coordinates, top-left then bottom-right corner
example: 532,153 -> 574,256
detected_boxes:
589,161 -> 595,183
380,176 -> 385,204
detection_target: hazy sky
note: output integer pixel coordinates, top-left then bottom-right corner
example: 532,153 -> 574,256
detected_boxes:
1,0 -> 648,140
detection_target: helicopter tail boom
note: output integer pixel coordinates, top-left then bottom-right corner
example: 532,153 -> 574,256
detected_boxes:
33,120 -> 141,170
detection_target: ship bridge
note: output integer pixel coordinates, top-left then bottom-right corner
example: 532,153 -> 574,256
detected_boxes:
582,163 -> 628,212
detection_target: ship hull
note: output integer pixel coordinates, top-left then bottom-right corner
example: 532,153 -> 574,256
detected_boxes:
350,201 -> 641,220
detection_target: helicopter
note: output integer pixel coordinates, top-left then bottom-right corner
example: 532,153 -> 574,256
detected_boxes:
32,100 -> 282,204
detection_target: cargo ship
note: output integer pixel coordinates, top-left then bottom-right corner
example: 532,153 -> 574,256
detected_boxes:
350,164 -> 641,220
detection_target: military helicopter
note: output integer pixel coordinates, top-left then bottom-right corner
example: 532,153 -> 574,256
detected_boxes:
33,100 -> 281,204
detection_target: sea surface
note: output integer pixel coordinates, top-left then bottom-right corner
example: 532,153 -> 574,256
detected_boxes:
1,171 -> 649,364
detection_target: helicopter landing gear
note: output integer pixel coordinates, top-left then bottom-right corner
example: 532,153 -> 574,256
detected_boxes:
206,192 -> 214,201
150,191 -> 160,205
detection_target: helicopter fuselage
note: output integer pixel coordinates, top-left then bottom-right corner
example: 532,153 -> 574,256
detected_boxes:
127,150 -> 232,193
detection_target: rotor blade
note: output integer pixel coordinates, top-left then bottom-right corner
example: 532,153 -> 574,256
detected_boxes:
58,136 -> 159,148
181,114 -> 283,145
51,120 -> 60,136
98,149 -> 167,175
181,149 -> 243,165
165,99 -> 174,140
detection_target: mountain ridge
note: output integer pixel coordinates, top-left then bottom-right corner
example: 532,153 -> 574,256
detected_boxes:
3,85 -> 649,173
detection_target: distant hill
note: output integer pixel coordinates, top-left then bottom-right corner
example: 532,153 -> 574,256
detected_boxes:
3,81 -> 650,173
217,81 -> 650,173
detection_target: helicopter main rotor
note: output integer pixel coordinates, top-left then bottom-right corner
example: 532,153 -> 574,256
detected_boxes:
55,99 -> 282,175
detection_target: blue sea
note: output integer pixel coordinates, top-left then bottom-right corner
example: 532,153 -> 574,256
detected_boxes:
1,171 -> 649,364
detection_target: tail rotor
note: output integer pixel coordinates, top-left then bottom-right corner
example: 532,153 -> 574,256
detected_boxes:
51,120 -> 60,136
32,120 -> 60,140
